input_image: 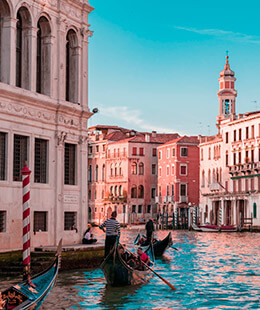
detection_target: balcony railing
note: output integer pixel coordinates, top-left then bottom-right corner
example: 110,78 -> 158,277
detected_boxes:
229,162 -> 260,176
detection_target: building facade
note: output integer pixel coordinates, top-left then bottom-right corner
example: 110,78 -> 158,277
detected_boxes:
157,136 -> 199,227
200,56 -> 260,229
0,0 -> 94,251
88,125 -> 179,224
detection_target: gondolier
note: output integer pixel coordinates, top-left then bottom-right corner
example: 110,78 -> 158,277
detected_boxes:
99,211 -> 120,257
144,218 -> 154,245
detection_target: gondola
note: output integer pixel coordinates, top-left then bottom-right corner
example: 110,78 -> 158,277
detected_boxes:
135,232 -> 173,257
100,245 -> 153,286
0,240 -> 62,310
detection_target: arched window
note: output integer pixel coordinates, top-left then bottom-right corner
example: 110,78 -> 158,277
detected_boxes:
201,170 -> 205,187
216,168 -> 219,182
102,164 -> 105,181
110,164 -> 113,176
131,185 -> 137,198
139,162 -> 144,175
95,165 -> 98,181
219,167 -> 222,183
115,185 -> 118,196
16,7 -> 31,89
0,0 -> 11,83
119,185 -> 122,196
131,162 -> 137,175
88,165 -> 92,182
208,169 -> 211,185
66,29 -> 79,103
110,186 -> 113,196
138,185 -> 144,198
37,16 -> 51,95
115,163 -> 117,176
208,147 -> 211,160
119,163 -> 122,176
213,169 -> 216,183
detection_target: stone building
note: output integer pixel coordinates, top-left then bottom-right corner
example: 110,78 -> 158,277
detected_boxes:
157,136 -> 199,227
88,125 -> 179,224
199,56 -> 260,229
0,0 -> 94,251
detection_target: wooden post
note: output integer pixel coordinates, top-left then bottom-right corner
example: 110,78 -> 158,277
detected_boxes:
21,163 -> 31,280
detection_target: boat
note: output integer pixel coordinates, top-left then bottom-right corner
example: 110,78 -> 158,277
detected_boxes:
100,245 -> 153,286
135,232 -> 173,257
1,240 -> 62,310
192,224 -> 237,232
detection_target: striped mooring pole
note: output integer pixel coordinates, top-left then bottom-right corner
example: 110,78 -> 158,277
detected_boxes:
22,163 -> 31,280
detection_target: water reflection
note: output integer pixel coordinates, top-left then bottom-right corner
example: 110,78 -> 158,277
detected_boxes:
1,230 -> 260,309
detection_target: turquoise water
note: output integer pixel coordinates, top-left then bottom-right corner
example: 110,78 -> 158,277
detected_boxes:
2,229 -> 260,309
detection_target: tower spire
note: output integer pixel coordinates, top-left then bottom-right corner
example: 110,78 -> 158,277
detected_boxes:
217,53 -> 237,124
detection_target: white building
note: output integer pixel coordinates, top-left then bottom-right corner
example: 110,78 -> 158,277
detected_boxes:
200,56 -> 260,230
0,0 -> 94,251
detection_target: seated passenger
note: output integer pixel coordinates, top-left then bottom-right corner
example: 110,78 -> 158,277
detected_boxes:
135,247 -> 151,270
82,225 -> 97,244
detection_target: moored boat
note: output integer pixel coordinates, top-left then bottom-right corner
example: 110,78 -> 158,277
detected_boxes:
1,240 -> 62,310
100,245 -> 153,286
192,224 -> 237,232
135,232 -> 173,257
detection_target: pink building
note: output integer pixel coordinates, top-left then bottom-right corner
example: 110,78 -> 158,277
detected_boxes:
200,56 -> 260,229
157,136 -> 199,227
88,125 -> 179,224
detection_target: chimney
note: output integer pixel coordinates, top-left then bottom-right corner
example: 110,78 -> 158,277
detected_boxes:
151,131 -> 156,137
145,134 -> 150,142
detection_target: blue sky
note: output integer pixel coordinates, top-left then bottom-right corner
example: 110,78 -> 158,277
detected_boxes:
88,0 -> 260,136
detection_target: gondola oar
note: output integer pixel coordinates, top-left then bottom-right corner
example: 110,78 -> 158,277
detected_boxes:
120,244 -> 176,291
171,246 -> 178,251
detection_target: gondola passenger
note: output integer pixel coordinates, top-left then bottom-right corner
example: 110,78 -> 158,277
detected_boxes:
136,247 -> 151,270
99,211 -> 120,257
82,224 -> 97,244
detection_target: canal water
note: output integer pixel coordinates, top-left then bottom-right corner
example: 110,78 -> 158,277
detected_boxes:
1,229 -> 260,309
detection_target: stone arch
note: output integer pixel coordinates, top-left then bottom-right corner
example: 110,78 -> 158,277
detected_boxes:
131,185 -> 137,198
138,185 -> 144,198
0,0 -> 11,83
66,28 -> 79,103
36,16 -> 51,95
16,6 -> 32,89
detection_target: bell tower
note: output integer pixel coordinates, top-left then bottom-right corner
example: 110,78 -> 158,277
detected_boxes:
217,53 -> 237,124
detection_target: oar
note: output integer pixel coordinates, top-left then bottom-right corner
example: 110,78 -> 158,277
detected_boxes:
171,246 -> 178,251
120,244 -> 176,291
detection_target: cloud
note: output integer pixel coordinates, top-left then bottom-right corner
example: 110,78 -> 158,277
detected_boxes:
99,105 -> 180,133
175,26 -> 260,44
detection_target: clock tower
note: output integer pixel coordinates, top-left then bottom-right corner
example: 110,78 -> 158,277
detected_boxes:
217,54 -> 237,124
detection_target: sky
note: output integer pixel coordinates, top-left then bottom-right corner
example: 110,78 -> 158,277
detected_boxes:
88,0 -> 260,136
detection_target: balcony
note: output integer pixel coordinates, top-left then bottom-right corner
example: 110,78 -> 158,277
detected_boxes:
180,196 -> 188,203
167,196 -> 174,203
163,196 -> 167,203
229,162 -> 260,176
155,196 -> 161,203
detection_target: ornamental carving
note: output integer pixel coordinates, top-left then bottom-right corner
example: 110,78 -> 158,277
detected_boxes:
57,131 -> 67,145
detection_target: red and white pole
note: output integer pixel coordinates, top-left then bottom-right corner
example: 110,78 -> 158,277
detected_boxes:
21,163 -> 31,279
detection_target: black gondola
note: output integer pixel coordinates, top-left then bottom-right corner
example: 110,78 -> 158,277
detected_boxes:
135,232 -> 172,257
100,245 -> 153,286
0,240 -> 62,310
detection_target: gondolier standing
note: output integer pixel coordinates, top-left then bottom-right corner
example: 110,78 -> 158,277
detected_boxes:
145,218 -> 154,245
99,211 -> 120,257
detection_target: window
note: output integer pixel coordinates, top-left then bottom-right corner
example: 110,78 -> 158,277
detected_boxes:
251,150 -> 254,162
167,148 -> 170,159
16,11 -> 22,87
0,211 -> 6,232
201,170 -> 205,187
238,152 -> 241,164
64,212 -> 77,230
117,148 -> 120,157
180,184 -> 187,196
132,205 -> 136,213
131,185 -> 137,198
115,186 -> 118,196
166,185 -> 169,196
110,186 -> 113,195
151,188 -> 156,199
171,185 -> 174,196
233,153 -> 236,165
152,164 -> 156,175
233,130 -> 236,142
171,164 -> 174,175
37,17 -> 51,95
115,164 -> 117,176
251,125 -> 255,139
119,185 -> 122,196
34,211 -> 47,232
138,185 -> 144,198
132,147 -> 137,155
13,134 -> 28,181
103,144 -> 105,152
253,203 -> 257,218
102,164 -> 105,181
208,170 -> 211,185
208,147 -> 211,160
246,127 -> 249,139
159,151 -> 162,159
152,148 -> 157,156
201,149 -> 203,161
131,162 -> 137,175
64,143 -> 76,185
88,189 -> 91,200
114,149 -> 116,157
123,205 -> 126,213
159,167 -> 162,177
225,132 -> 228,143
89,146 -> 93,154
181,147 -> 188,157
0,133 -> 6,180
180,165 -> 187,175
139,148 -> 144,156
139,162 -> 144,175
96,145 -> 99,153
88,165 -> 92,182
147,205 -> 151,213
138,205 -> 142,213
95,165 -> 98,181
226,152 -> 228,166
34,138 -> 47,183
110,164 -> 113,176
166,165 -> 170,176
172,148 -> 175,157
239,129 -> 242,141
66,29 -> 79,103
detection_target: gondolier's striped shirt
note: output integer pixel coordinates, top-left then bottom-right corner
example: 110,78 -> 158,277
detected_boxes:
99,218 -> 120,237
